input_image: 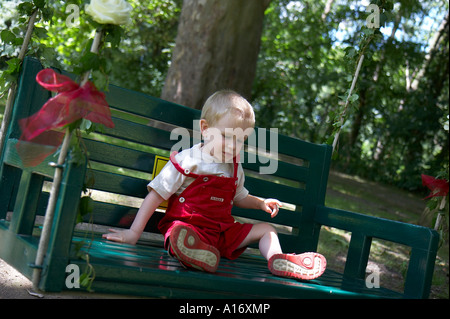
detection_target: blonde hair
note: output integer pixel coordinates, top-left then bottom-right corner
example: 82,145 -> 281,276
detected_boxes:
201,90 -> 255,129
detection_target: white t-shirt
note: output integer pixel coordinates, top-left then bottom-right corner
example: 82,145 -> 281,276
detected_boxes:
148,143 -> 249,201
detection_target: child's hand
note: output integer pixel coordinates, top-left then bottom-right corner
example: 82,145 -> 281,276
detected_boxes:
102,228 -> 140,245
262,198 -> 282,218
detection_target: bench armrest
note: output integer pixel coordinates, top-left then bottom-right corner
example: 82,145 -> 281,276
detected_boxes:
315,205 -> 440,299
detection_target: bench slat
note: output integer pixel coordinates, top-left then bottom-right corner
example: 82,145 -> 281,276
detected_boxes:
105,84 -> 201,127
232,207 -> 301,228
84,139 -> 156,174
276,133 -> 330,164
102,117 -> 174,151
242,158 -> 308,185
90,170 -> 148,198
244,176 -> 305,206
81,201 -> 164,233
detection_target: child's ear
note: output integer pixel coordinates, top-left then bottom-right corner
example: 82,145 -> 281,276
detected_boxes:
199,119 -> 209,137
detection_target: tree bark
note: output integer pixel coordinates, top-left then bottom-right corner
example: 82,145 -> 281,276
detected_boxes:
410,11 -> 449,91
161,0 -> 271,109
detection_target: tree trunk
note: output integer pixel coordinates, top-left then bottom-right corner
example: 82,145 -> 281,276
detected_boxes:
410,11 -> 449,91
161,0 -> 271,109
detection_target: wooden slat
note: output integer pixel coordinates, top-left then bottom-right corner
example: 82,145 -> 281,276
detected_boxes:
242,157 -> 308,184
232,207 -> 301,228
277,132 -> 332,164
105,84 -> 201,127
3,139 -> 61,178
84,139 -> 156,173
81,201 -> 164,233
90,170 -> 148,198
100,117 -> 175,151
244,176 -> 305,205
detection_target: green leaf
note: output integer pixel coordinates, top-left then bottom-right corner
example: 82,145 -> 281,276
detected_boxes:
33,26 -> 48,39
349,93 -> 359,103
33,0 -> 45,9
40,46 -> 56,62
17,2 -> 35,15
80,119 -> 93,132
73,240 -> 86,257
104,25 -> 124,48
77,196 -> 94,224
92,70 -> 109,91
325,135 -> 334,145
361,27 -> 375,36
5,58 -> 21,74
79,273 -> 92,287
79,52 -> 100,73
1,30 -> 16,44
344,47 -> 357,59
40,7 -> 54,22
13,37 -> 24,46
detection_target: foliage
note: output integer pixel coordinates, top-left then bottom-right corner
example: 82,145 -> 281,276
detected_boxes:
36,0 -> 181,95
0,0 -> 54,98
253,0 -> 449,192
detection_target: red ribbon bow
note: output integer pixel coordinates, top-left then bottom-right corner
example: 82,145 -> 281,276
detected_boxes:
422,174 -> 449,199
17,69 -> 114,166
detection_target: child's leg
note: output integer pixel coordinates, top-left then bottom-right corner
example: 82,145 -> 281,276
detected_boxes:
237,223 -> 282,260
238,222 -> 327,280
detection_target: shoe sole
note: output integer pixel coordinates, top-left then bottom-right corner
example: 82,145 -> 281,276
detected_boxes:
269,252 -> 326,280
170,225 -> 220,273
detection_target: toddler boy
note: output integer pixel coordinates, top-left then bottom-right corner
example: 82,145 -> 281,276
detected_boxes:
103,90 -> 326,280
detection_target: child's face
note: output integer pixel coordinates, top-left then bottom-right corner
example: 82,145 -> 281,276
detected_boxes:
200,114 -> 253,163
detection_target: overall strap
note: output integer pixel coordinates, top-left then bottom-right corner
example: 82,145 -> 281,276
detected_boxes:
232,155 -> 239,179
170,151 -> 239,179
169,152 -> 200,178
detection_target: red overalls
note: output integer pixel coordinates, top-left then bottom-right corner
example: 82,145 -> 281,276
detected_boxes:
158,152 -> 253,260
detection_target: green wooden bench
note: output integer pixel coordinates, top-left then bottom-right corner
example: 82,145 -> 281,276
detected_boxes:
0,57 -> 440,298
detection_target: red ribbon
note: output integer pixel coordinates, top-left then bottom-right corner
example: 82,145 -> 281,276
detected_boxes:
422,174 -> 449,199
17,69 -> 115,166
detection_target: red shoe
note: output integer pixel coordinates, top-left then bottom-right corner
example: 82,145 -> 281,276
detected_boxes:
268,252 -> 326,280
169,225 -> 220,273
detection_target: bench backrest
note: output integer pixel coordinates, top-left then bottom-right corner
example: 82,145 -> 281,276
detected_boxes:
2,57 -> 333,254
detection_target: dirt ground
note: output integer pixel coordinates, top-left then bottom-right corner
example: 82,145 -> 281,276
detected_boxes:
0,257 -> 143,299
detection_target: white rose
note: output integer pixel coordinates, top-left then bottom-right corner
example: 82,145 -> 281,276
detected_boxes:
85,0 -> 132,25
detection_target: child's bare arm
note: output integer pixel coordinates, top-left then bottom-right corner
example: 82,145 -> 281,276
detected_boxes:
102,190 -> 165,244
234,195 -> 282,218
